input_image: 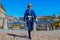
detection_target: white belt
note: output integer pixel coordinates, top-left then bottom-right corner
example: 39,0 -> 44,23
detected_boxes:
28,16 -> 32,18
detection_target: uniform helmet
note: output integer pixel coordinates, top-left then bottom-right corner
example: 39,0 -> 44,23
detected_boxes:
28,3 -> 32,7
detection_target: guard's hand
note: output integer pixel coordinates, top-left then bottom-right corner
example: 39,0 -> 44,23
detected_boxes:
24,22 -> 26,23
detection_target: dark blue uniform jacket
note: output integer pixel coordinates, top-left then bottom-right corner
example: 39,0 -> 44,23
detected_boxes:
24,9 -> 36,30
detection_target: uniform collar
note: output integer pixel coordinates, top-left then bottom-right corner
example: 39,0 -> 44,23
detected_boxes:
28,8 -> 31,11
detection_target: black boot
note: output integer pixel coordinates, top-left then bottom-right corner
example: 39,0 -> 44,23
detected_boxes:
28,30 -> 31,39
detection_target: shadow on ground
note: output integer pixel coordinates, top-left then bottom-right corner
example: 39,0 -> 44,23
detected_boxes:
7,33 -> 28,39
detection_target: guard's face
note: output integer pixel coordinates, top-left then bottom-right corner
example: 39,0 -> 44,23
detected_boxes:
28,6 -> 31,9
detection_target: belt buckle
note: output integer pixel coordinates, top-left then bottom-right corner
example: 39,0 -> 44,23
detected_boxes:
28,16 -> 31,20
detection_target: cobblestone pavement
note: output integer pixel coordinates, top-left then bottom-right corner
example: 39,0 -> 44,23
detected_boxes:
0,29 -> 60,40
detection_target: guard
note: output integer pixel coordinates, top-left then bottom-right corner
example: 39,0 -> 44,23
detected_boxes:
24,3 -> 36,39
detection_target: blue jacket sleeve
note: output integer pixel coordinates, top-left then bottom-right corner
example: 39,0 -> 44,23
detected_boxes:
24,11 -> 27,22
32,10 -> 37,20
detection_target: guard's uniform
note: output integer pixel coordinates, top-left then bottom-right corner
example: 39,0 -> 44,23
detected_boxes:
24,9 -> 36,31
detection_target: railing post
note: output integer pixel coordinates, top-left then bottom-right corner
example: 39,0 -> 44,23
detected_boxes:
3,18 -> 8,29
53,26 -> 55,30
47,25 -> 49,31
34,22 -> 36,31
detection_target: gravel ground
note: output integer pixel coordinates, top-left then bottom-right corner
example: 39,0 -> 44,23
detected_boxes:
0,29 -> 60,40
